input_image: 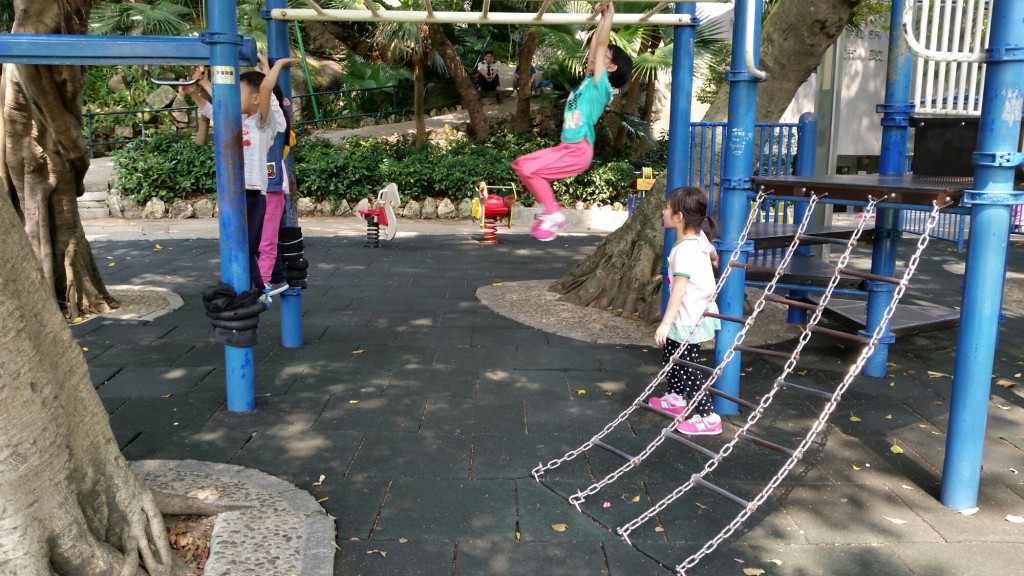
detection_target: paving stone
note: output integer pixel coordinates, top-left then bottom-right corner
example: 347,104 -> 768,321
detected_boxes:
334,539 -> 455,576
517,344 -> 602,371
478,368 -> 569,401
419,397 -> 526,435
745,543 -> 910,576
314,396 -> 427,433
890,542 -> 1024,576
108,395 -> 219,431
344,432 -> 471,480
292,366 -> 391,397
886,481 -> 1024,543
89,365 -> 121,389
313,478 -> 391,539
205,394 -> 331,433
345,344 -> 439,369
515,479 -> 618,542
470,433 -> 580,480
97,366 -> 214,397
454,540 -> 608,575
229,430 -> 364,487
122,428 -> 252,461
471,327 -> 549,348
394,326 -> 474,347
383,367 -> 479,398
607,542 -> 755,576
373,478 -> 515,540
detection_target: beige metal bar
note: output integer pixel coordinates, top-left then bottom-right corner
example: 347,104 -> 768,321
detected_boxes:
423,0 -> 434,18
482,0 -> 490,19
302,0 -> 328,17
361,0 -> 380,18
534,0 -> 553,20
271,8 -> 695,26
640,1 -> 671,22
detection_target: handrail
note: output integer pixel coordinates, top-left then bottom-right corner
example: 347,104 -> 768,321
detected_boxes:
902,0 -> 985,63
744,0 -> 767,80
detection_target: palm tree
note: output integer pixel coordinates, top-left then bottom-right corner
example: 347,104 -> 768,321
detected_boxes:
369,0 -> 435,146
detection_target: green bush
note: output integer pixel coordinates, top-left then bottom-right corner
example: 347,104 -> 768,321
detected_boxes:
112,133 -> 215,204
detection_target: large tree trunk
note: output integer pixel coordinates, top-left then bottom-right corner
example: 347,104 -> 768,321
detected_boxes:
553,0 -> 858,322
513,30 -> 540,133
0,141 -> 185,576
427,23 -> 488,142
413,50 -> 426,147
701,0 -> 857,123
0,0 -> 118,320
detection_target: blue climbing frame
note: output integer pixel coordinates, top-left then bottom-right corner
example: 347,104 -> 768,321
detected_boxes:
706,0 -> 1023,509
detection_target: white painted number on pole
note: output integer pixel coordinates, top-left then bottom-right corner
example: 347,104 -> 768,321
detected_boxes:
211,66 -> 235,85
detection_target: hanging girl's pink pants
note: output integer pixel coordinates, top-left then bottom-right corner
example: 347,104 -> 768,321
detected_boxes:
512,140 -> 594,214
259,190 -> 285,284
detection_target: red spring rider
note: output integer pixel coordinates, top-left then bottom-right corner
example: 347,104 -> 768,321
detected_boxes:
471,181 -> 517,244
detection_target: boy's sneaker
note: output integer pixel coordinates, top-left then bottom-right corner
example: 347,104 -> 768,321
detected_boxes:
647,393 -> 688,417
266,282 -> 289,296
532,211 -> 566,241
676,413 -> 722,436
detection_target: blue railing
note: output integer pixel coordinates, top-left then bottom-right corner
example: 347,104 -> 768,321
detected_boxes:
902,209 -> 969,251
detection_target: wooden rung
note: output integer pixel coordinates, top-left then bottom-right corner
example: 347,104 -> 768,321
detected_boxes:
735,344 -> 794,360
672,358 -> 715,373
593,440 -> 636,462
764,294 -> 818,311
837,267 -> 901,285
729,261 -> 777,274
693,477 -> 751,508
704,311 -> 747,325
707,387 -> 757,411
807,324 -> 872,344
738,432 -> 796,456
667,431 -> 718,459
798,234 -> 856,246
779,379 -> 832,399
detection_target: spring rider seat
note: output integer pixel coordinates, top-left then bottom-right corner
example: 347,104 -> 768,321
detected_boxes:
358,183 -> 400,248
471,181 -> 517,244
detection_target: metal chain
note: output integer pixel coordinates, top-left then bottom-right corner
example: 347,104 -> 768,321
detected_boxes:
617,196 -> 876,541
566,195 -> 824,509
675,200 -> 944,575
531,190 -> 771,482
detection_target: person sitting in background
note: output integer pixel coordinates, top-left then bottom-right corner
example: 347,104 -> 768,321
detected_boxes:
476,51 -> 502,103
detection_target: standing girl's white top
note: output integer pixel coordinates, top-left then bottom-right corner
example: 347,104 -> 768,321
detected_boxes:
666,230 -> 721,343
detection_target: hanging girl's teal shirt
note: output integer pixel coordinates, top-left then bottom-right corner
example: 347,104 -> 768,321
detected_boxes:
560,69 -> 612,147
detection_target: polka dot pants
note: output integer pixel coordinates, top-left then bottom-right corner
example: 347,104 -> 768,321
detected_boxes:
662,337 -> 714,418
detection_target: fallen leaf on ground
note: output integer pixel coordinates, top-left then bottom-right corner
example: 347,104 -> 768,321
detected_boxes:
316,497 -> 329,503
1010,468 -> 1018,474
605,391 -> 613,396
348,400 -> 359,404
900,484 -> 913,490
927,371 -> 951,378
515,532 -> 520,541
352,348 -> 365,354
331,542 -> 341,550
887,362 -> 897,368
399,538 -> 409,543
883,517 -> 908,524
492,282 -> 503,286
631,496 -> 641,503
995,404 -> 1011,410
1006,515 -> 1024,524
734,558 -> 745,564
890,444 -> 904,454
602,502 -> 612,509
577,389 -> 586,395
768,559 -> 783,566
654,526 -> 665,532
154,244 -> 162,250
162,394 -> 173,398
82,347 -> 89,352
313,474 -> 326,487
918,424 -> 930,428
889,381 -> 896,387
108,262 -> 116,267
743,568 -> 765,576
995,379 -> 1016,388
959,507 -> 979,516
366,550 -> 387,557
797,370 -> 808,377
852,465 -> 862,471
551,524 -> 568,532
72,317 -> 83,324
885,414 -> 893,420
849,415 -> 861,422
1016,373 -> 1022,378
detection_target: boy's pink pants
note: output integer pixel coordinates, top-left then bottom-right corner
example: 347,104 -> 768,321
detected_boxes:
259,190 -> 285,284
512,140 -> 593,214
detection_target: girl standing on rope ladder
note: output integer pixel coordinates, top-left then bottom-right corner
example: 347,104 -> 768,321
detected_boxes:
649,187 -> 723,435
512,2 -> 632,241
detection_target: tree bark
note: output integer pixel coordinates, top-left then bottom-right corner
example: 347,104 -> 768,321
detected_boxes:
513,30 -> 540,134
0,0 -> 118,320
553,0 -> 859,323
427,23 -> 488,142
701,0 -> 857,123
0,138 -> 185,576
413,49 -> 426,147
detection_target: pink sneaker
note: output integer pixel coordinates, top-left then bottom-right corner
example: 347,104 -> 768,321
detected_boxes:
647,393 -> 688,417
676,413 -> 722,436
532,211 -> 566,241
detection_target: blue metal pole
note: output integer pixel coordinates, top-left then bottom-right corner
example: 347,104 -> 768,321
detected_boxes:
786,113 -> 817,324
208,1 -> 255,412
941,0 -> 1024,510
661,2 -> 697,312
862,0 -> 915,377
712,0 -> 762,416
265,0 -> 304,348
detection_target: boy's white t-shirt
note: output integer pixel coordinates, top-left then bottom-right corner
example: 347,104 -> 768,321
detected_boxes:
666,230 -> 721,344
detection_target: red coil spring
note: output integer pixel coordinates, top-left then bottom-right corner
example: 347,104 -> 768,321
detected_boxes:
481,216 -> 499,244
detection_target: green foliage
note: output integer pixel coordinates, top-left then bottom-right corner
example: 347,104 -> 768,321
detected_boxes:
112,133 -> 215,204
553,161 -> 636,207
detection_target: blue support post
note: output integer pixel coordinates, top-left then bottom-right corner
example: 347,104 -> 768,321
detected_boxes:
661,2 -> 697,312
786,113 -> 817,324
208,2 -> 255,412
862,0 -> 915,377
941,0 -> 1024,510
712,0 -> 763,416
265,0 -> 304,348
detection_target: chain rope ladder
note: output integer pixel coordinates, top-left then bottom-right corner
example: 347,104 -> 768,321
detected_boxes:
564,194 -> 824,509
530,189 -> 772,483
671,198 -> 945,574
616,195 -> 882,545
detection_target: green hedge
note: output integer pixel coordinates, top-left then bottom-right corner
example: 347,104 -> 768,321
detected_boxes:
112,130 -> 648,207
